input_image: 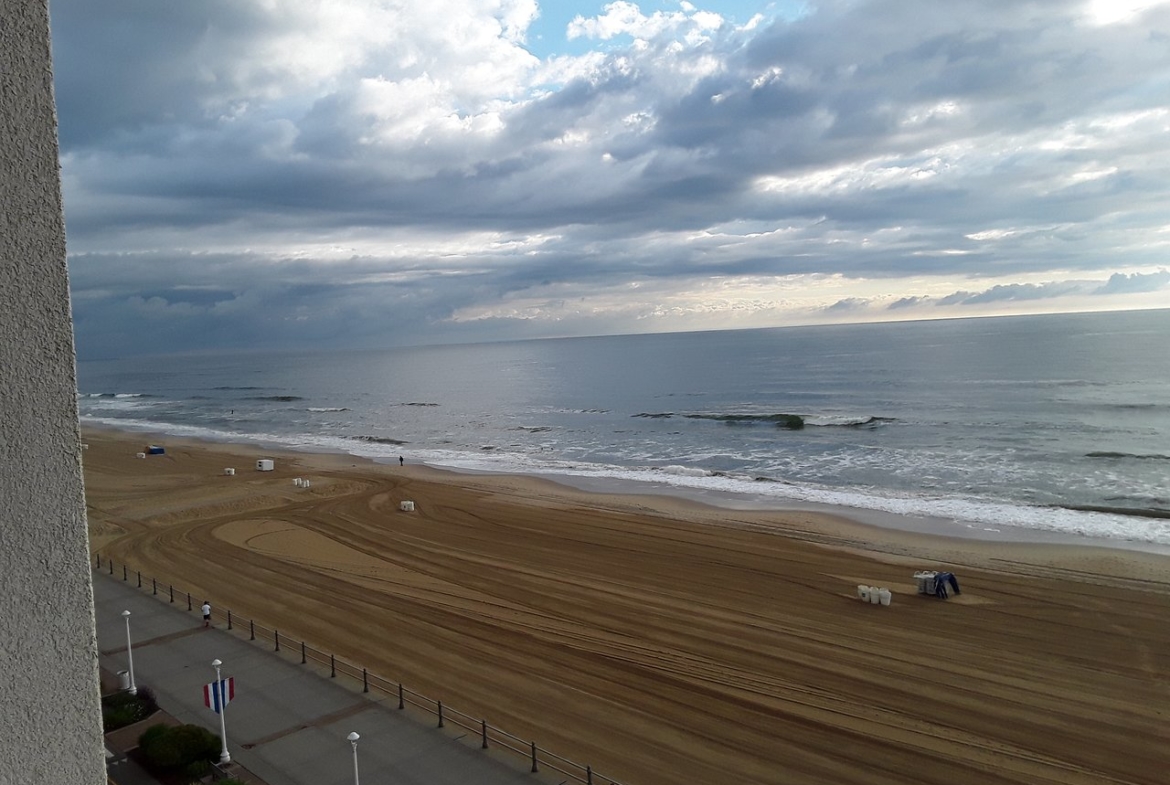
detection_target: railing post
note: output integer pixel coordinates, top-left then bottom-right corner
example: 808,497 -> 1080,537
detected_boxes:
481,720 -> 488,749
330,654 -> 336,678
109,560 -> 114,575
187,592 -> 191,610
301,642 -> 306,664
531,742 -> 538,773
136,571 -> 141,588
363,668 -> 369,693
123,565 -> 127,581
274,630 -> 280,651
587,765 -> 593,784
250,620 -> 255,641
169,585 -> 174,603
152,578 -> 157,595
398,684 -> 404,710
95,554 -> 100,569
438,701 -> 444,728
227,610 -> 233,630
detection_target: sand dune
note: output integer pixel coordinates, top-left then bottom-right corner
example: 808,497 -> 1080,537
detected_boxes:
83,428 -> 1170,785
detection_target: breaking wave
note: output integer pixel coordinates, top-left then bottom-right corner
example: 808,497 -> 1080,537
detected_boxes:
1086,452 -> 1170,461
80,392 -> 152,398
633,412 -> 894,430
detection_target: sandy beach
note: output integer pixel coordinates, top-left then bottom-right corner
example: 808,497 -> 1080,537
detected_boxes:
83,427 -> 1170,785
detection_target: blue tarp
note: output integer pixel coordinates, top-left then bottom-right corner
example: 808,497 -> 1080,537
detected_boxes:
934,572 -> 961,599
146,445 -> 165,455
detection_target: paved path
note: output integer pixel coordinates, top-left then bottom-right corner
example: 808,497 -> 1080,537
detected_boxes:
93,570 -> 563,785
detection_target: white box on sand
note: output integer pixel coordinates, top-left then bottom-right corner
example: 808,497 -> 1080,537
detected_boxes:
224,468 -> 235,476
400,500 -> 415,512
256,459 -> 274,471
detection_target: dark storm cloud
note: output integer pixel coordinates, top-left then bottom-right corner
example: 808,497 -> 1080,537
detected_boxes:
48,0 -> 1170,358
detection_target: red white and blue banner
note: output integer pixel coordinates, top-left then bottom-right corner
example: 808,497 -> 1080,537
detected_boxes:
203,677 -> 235,714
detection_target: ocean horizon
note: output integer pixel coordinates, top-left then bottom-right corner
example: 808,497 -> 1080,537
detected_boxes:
77,309 -> 1170,550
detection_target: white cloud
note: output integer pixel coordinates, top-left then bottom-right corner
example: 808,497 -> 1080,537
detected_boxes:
49,0 -> 1170,357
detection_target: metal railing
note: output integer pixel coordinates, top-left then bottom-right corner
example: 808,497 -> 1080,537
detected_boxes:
95,553 -> 623,785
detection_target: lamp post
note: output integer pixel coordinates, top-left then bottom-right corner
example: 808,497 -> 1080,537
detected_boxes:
211,659 -> 231,764
347,731 -> 360,785
121,610 -> 137,695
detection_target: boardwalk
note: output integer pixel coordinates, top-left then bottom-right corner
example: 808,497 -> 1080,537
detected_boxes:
93,571 -> 562,785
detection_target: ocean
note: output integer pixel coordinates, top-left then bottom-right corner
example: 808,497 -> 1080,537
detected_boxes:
76,309 -> 1170,548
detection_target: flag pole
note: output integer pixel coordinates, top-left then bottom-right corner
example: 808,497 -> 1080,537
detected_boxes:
211,659 -> 231,764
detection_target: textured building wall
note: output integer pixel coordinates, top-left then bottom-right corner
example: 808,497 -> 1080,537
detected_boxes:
0,2 -> 106,783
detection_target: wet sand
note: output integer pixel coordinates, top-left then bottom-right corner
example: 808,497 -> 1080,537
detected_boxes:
83,427 -> 1170,785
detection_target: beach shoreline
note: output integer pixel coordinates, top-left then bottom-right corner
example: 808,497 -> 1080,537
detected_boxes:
82,420 -> 1170,569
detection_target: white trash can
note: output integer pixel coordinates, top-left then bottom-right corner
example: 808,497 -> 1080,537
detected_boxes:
117,670 -> 131,690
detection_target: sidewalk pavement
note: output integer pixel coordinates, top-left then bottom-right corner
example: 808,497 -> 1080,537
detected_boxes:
93,570 -> 564,785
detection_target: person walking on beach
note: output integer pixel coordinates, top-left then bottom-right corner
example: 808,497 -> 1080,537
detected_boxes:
399,455 -> 404,466
201,600 -> 211,628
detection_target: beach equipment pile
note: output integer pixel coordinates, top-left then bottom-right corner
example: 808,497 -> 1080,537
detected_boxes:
915,570 -> 962,599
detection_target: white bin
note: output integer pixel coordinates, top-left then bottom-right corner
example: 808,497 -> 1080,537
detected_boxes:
399,500 -> 415,512
878,588 -> 892,606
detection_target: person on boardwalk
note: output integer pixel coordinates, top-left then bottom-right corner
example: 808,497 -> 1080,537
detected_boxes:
201,600 -> 211,628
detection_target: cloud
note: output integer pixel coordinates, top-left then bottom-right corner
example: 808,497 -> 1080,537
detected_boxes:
48,0 -> 1170,358
825,297 -> 871,312
888,296 -> 927,310
1093,269 -> 1170,294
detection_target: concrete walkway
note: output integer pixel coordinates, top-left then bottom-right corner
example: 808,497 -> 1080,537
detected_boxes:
93,570 -> 565,785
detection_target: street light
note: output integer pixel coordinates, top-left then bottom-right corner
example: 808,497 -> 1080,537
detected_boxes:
347,731 -> 360,785
121,610 -> 137,695
211,659 -> 231,764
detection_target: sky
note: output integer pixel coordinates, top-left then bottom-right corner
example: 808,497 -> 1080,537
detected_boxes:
49,0 -> 1170,359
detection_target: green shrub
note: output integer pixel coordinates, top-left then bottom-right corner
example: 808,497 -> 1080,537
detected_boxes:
183,758 -> 212,780
101,687 -> 159,731
138,723 -> 220,772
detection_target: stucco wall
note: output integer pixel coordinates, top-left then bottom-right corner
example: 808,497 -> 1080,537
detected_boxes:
0,2 -> 106,783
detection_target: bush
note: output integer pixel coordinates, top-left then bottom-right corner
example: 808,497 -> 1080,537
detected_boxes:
183,758 -> 212,780
138,723 -> 220,772
102,687 -> 159,731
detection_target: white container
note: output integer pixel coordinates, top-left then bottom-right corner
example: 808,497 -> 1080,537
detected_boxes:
869,586 -> 881,604
302,480 -> 310,489
136,452 -> 146,459
914,571 -> 937,595
858,585 -> 870,602
400,500 -> 415,512
294,478 -> 303,487
878,588 -> 892,607
224,468 -> 235,476
256,459 -> 274,471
